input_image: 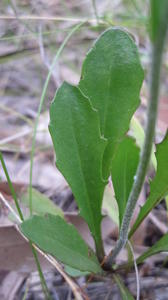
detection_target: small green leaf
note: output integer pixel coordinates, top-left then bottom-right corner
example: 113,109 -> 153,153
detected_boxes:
102,185 -> 119,226
79,28 -> 144,178
111,137 -> 140,226
65,265 -> 90,277
129,132 -> 168,237
21,188 -> 64,218
114,275 -> 135,300
21,214 -> 102,274
130,116 -> 157,170
49,82 -> 107,254
136,234 -> 168,264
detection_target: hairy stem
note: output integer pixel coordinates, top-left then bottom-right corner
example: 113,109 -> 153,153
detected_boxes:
105,5 -> 168,268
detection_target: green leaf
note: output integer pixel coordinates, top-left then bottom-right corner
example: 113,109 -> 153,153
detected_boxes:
136,233 -> 168,264
49,82 -> 107,254
21,188 -> 64,218
65,265 -> 90,277
111,137 -> 140,226
21,214 -> 102,274
129,132 -> 168,237
130,116 -> 157,170
114,275 -> 135,300
150,0 -> 168,41
102,185 -> 119,226
79,28 -> 144,178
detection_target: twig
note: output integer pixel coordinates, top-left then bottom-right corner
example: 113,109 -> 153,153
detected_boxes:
148,212 -> 167,234
9,0 -> 35,33
0,103 -> 33,127
0,15 -> 106,24
45,255 -> 87,300
0,128 -> 32,146
0,192 -> 21,222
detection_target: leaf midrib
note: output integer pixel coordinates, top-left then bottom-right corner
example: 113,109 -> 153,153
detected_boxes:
44,234 -> 100,272
23,223 -> 100,273
69,102 -> 100,238
103,64 -> 113,138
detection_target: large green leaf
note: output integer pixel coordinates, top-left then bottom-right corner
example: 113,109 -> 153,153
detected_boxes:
21,214 -> 102,274
136,233 -> 168,265
129,132 -> 168,238
49,82 -> 107,254
79,28 -> 144,178
111,137 -> 140,226
21,187 -> 64,218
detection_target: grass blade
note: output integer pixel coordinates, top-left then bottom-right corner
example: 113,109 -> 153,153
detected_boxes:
0,152 -> 52,300
0,152 -> 24,221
